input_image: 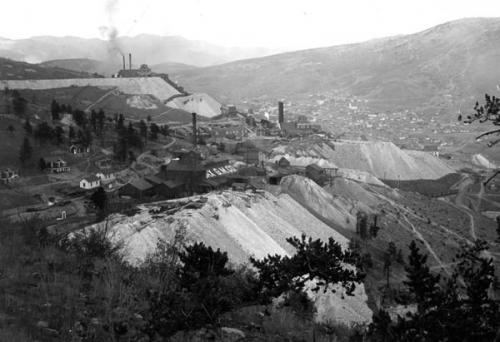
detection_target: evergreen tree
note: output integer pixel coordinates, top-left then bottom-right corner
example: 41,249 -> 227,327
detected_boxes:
250,234 -> 364,301
68,126 -> 75,140
139,119 -> 148,144
73,110 -> 87,127
12,92 -> 27,116
54,126 -> 64,145
90,187 -> 107,212
97,109 -> 105,132
404,240 -> 441,309
150,123 -> 160,141
19,136 -> 33,165
90,109 -> 97,132
7,125 -> 15,134
38,158 -> 46,171
50,99 -> 60,121
23,119 -> 32,135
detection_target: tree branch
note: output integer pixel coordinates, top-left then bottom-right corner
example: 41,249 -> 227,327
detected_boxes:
475,129 -> 500,141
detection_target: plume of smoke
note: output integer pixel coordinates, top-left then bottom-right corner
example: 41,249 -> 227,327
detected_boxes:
99,0 -> 123,56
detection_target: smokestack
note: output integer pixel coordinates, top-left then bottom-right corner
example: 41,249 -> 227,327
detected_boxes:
278,101 -> 284,124
122,55 -> 126,70
129,53 -> 132,70
192,112 -> 197,146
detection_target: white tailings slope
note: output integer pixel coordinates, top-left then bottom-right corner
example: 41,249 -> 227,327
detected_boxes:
272,139 -> 454,180
167,93 -> 222,118
0,77 -> 180,101
472,153 -> 498,169
83,189 -> 372,325
280,175 -> 356,231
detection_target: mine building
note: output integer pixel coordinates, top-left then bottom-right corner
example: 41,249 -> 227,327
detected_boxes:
119,178 -> 155,199
235,141 -> 269,166
117,53 -> 153,77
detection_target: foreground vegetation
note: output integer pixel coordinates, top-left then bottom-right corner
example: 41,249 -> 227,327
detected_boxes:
0,215 -> 499,341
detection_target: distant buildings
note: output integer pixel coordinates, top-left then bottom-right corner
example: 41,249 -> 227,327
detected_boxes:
117,54 -> 153,77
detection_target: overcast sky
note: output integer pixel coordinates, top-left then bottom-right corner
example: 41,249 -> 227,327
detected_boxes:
2,0 -> 500,50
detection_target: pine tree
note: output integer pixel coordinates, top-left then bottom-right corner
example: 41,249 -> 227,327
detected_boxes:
54,126 -> 64,145
68,126 -> 75,140
51,99 -> 60,121
404,240 -> 440,309
23,119 -> 32,135
139,119 -> 148,144
19,136 -> 33,165
39,158 -> 46,171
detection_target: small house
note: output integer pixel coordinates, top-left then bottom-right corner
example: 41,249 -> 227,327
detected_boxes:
69,144 -> 90,154
80,175 -> 101,190
0,168 -> 19,184
45,158 -> 70,173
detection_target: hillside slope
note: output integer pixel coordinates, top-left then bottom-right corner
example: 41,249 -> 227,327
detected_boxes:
0,57 -> 92,79
83,189 -> 372,325
0,76 -> 181,102
167,93 -> 222,118
271,139 -> 454,180
173,18 -> 500,113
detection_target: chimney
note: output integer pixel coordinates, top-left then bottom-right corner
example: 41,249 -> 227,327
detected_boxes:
278,101 -> 284,124
122,55 -> 126,70
129,53 -> 132,70
192,112 -> 197,146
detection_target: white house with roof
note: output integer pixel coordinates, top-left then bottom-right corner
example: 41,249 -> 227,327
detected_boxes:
80,175 -> 101,190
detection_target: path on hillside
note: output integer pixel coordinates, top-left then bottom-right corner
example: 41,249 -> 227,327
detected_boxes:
85,88 -> 119,112
402,215 -> 451,276
453,177 -> 478,241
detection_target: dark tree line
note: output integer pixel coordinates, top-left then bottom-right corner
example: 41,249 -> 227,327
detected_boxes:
369,240 -> 500,341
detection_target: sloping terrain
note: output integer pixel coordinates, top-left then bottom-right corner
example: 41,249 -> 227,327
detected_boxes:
40,58 -> 113,76
271,139 -> 454,180
174,18 -> 500,113
167,93 -> 222,118
0,57 -> 91,79
0,76 -> 181,102
84,189 -> 373,325
40,59 -> 199,78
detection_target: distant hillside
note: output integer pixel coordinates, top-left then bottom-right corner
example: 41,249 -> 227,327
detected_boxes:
150,62 -> 198,74
0,35 -> 280,67
0,76 -> 181,102
173,18 -> 500,114
39,58 -> 111,76
0,57 -> 92,80
39,59 -> 199,77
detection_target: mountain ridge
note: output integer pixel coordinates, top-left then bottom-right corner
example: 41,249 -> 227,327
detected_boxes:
172,17 -> 500,114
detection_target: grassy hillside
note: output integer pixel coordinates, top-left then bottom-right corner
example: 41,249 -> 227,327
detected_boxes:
0,57 -> 92,80
173,18 -> 500,114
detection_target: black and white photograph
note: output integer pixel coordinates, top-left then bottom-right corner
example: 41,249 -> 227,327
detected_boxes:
0,1 -> 500,341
